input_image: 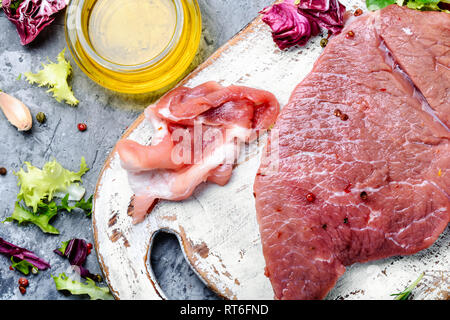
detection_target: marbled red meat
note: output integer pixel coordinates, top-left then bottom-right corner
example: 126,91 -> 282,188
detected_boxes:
118,81 -> 279,223
254,5 -> 450,300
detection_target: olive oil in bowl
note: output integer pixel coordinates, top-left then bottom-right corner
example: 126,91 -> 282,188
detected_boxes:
88,0 -> 177,66
65,0 -> 202,94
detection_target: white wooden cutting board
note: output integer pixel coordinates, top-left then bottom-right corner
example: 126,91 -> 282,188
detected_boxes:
93,0 -> 450,300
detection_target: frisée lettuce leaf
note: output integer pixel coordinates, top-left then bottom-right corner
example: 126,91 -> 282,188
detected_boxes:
14,157 -> 89,212
366,0 -> 450,11
52,273 -> 113,300
57,194 -> 93,217
24,49 -> 79,106
4,193 -> 93,234
73,195 -> 93,217
10,256 -> 38,275
4,201 -> 60,234
366,0 -> 395,10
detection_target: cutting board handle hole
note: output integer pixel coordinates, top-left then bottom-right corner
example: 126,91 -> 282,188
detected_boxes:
150,231 -> 221,300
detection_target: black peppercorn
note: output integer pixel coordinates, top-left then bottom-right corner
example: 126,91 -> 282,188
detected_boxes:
360,191 -> 368,200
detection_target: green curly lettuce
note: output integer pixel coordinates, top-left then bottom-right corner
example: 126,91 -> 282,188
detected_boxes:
366,0 -> 395,10
24,49 -> 79,106
366,0 -> 449,11
4,201 -> 60,234
54,240 -> 70,255
52,273 -> 113,300
74,195 -> 93,217
4,194 -> 93,234
58,193 -> 93,217
10,257 -> 39,275
57,194 -> 73,212
402,0 -> 448,10
14,157 -> 89,213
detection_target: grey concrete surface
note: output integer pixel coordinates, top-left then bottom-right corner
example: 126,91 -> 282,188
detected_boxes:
0,0 -> 273,300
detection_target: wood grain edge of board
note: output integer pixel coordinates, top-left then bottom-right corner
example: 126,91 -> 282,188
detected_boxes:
92,13 -> 268,300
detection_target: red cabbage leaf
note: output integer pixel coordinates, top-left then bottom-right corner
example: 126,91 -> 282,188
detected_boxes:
0,237 -> 51,270
296,0 -> 331,11
260,0 -> 346,49
260,1 -> 320,50
298,0 -> 347,34
54,238 -> 98,281
1,0 -> 68,45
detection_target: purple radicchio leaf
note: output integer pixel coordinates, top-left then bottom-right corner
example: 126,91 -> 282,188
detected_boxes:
2,0 -> 68,45
296,0 -> 331,11
0,237 -> 51,270
298,0 -> 347,34
54,238 -> 98,281
260,1 -> 320,50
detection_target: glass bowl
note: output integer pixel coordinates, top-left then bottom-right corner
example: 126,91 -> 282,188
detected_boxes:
65,0 -> 202,95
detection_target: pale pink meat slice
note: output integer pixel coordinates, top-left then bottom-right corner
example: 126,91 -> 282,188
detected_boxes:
155,81 -> 224,120
118,82 -> 280,223
154,83 -> 280,130
378,5 -> 450,128
117,109 -> 184,172
117,134 -> 182,172
207,164 -> 234,186
254,6 -> 449,300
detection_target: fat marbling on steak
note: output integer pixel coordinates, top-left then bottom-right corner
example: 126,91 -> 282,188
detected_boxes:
254,5 -> 450,300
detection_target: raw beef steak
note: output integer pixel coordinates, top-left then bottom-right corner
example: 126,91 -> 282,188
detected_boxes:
254,5 -> 450,300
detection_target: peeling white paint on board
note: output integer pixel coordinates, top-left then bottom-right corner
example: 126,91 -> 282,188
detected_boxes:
93,0 -> 449,300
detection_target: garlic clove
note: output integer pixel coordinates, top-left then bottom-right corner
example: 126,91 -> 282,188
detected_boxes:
0,91 -> 33,131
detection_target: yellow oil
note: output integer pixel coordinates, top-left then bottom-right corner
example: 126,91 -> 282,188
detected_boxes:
88,0 -> 177,66
65,0 -> 202,94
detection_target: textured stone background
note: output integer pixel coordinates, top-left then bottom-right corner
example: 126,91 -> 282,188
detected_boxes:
0,0 -> 273,300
